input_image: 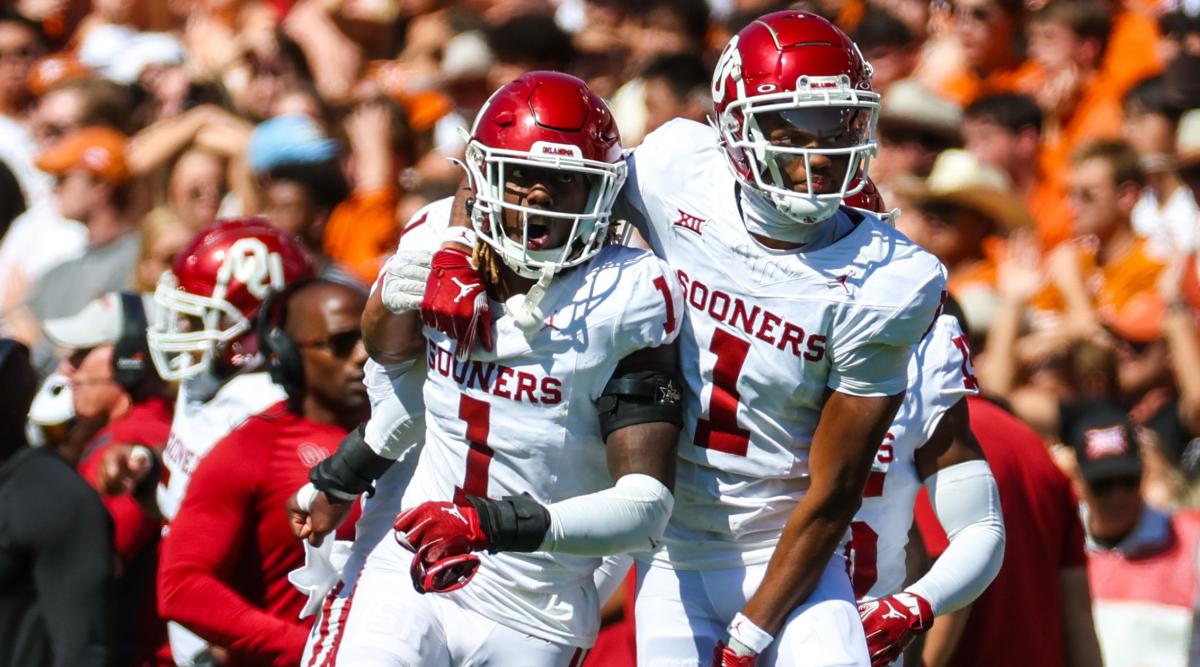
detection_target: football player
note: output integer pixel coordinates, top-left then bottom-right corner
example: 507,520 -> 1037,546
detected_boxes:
303,71 -> 686,666
420,12 -> 947,667
144,218 -> 313,663
851,306 -> 1005,667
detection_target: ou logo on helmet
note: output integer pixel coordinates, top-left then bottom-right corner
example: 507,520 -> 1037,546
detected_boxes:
711,35 -> 743,104
216,237 -> 286,301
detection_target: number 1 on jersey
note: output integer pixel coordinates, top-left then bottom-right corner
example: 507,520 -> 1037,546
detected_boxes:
695,328 -> 751,456
454,395 -> 494,505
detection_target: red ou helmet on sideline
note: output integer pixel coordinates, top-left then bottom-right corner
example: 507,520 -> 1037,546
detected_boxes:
465,71 -> 626,280
711,11 -> 880,224
147,218 -> 313,381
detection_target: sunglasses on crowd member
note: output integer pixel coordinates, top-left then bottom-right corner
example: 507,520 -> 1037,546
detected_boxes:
1088,475 -> 1140,496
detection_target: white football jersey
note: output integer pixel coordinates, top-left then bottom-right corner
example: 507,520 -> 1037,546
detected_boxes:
623,119 -> 947,569
350,197 -> 449,563
850,315 -> 979,601
401,221 -> 684,647
159,372 -> 286,521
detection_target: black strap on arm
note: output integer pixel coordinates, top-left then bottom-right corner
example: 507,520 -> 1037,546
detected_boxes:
309,423 -> 396,502
465,493 -> 551,553
597,362 -> 684,440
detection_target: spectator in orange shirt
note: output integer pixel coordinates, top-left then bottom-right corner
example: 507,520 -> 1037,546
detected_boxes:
1098,0 -> 1162,100
1035,140 -> 1164,333
963,92 -> 1075,249
926,0 -> 1032,107
1025,0 -> 1124,195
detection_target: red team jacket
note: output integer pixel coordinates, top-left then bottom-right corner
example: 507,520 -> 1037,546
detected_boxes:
916,396 -> 1087,667
77,396 -> 174,562
158,406 -> 360,667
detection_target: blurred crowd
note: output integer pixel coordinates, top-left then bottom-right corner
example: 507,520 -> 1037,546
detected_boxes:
0,0 -> 1199,665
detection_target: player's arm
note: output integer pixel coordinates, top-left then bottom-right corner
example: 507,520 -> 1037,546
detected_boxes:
529,342 -> 681,555
395,344 -> 683,591
860,398 -> 1005,666
159,434 -> 308,666
907,398 -> 1004,614
738,389 -> 903,638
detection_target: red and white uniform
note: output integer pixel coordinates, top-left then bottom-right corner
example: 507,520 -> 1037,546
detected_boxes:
159,407 -> 358,667
849,315 -> 979,601
332,199 -> 684,664
302,204 -> 440,667
624,119 -> 945,665
159,372 -> 286,522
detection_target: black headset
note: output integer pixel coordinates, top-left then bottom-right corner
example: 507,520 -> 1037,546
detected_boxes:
113,292 -> 151,394
255,278 -> 317,402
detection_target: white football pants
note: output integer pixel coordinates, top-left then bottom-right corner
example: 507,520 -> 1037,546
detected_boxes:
635,555 -> 870,666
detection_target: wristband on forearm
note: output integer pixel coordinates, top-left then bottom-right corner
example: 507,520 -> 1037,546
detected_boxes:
441,226 -> 478,249
309,424 -> 396,501
465,494 -> 551,553
727,613 -> 773,655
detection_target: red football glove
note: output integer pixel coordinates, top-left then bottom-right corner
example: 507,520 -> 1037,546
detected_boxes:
420,246 -> 493,359
712,641 -> 757,667
394,501 -> 490,593
407,544 -> 480,594
857,592 -> 934,667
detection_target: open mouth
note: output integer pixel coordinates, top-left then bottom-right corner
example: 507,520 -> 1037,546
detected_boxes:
526,220 -> 552,250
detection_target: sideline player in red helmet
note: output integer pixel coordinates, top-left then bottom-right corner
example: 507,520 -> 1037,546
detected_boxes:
140,218 -> 312,664
300,72 -> 685,666
420,12 -> 948,667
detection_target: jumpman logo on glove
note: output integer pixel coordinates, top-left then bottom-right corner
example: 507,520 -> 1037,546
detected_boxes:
451,277 -> 481,304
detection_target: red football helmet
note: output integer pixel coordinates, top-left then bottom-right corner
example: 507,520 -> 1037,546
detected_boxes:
711,11 -> 880,223
465,71 -> 626,279
147,218 -> 313,380
844,175 -> 885,212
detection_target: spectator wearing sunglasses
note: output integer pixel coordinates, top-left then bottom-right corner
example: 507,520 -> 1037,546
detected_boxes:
1069,403 -> 1200,667
157,279 -> 365,667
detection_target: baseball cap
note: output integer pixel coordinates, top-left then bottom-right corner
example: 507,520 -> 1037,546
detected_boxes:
247,114 -> 338,173
35,126 -> 130,184
1064,400 -> 1143,485
43,292 -> 140,350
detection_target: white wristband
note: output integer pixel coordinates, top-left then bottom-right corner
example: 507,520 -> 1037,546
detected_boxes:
295,482 -> 319,513
727,613 -> 773,655
442,226 -> 477,248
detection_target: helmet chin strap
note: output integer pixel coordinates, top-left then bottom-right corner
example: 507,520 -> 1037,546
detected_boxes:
505,263 -> 556,337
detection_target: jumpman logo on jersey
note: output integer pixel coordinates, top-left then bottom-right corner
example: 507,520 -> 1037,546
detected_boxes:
828,271 -> 854,294
452,277 -> 480,303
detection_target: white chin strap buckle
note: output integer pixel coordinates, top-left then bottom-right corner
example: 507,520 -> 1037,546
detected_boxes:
505,265 -> 556,337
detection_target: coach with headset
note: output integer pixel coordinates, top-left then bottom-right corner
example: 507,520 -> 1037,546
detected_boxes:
41,291 -> 173,665
156,278 -> 368,667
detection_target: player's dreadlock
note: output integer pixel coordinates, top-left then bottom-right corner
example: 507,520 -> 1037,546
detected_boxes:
472,217 -> 626,302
